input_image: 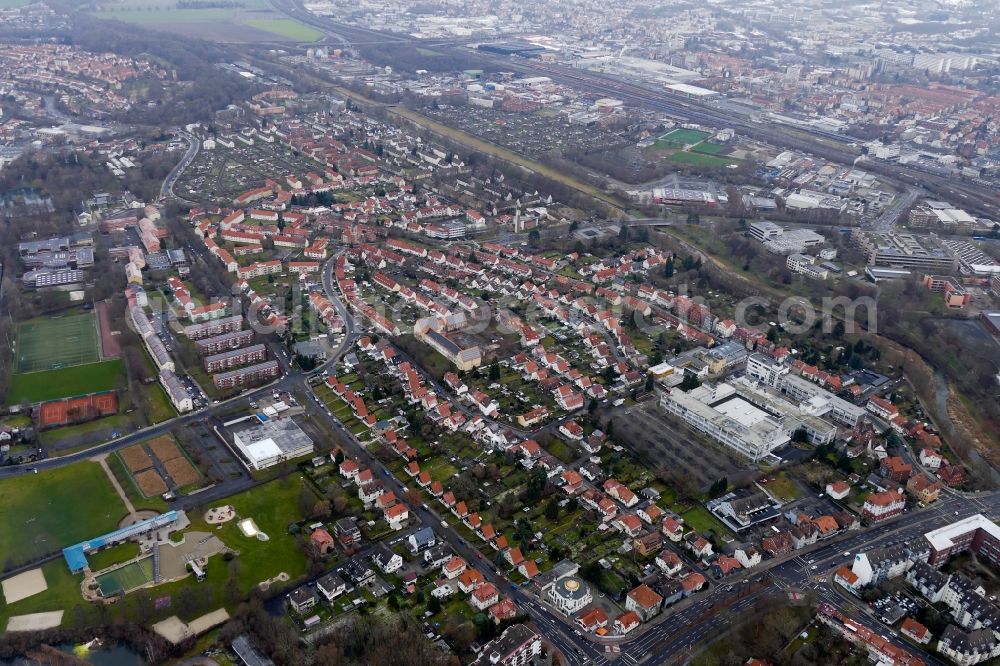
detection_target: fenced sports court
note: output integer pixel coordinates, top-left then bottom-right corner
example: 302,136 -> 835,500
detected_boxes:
95,557 -> 155,597
15,313 -> 100,373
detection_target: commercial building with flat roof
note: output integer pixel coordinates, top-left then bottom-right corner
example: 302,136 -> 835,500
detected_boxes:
854,231 -> 956,271
660,382 -> 790,462
777,374 -> 865,427
232,418 -> 314,470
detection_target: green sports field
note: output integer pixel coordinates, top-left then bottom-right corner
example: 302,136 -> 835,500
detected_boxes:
659,128 -> 712,146
0,460 -> 127,567
15,313 -> 100,373
95,557 -> 155,596
7,359 -> 123,405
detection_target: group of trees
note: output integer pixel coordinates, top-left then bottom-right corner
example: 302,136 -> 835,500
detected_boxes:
307,612 -> 456,666
61,14 -> 255,127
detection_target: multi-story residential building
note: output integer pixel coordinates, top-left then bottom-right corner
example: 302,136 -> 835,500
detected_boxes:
183,315 -> 243,340
236,260 -> 282,280
851,540 -> 929,587
625,584 -> 664,622
938,625 -> 1000,666
194,329 -> 254,354
159,369 -> 193,413
924,514 -> 1000,567
204,344 -> 267,373
863,490 -> 906,523
213,360 -> 280,389
470,625 -> 542,666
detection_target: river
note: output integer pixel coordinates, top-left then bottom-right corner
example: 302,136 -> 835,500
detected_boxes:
931,368 -> 1000,486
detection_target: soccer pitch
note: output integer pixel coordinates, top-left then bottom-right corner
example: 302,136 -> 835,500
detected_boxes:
15,313 -> 100,373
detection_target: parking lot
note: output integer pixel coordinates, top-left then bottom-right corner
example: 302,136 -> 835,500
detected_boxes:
610,400 -> 754,492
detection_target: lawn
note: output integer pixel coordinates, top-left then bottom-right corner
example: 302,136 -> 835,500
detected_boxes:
208,476 -> 311,592
667,151 -> 738,168
86,541 -> 141,572
38,414 -> 130,447
142,383 -> 176,424
546,438 -> 577,464
7,359 -> 123,405
0,460 -> 128,567
15,312 -> 99,373
659,128 -> 712,145
761,474 -> 801,503
680,505 -> 732,538
243,18 -> 322,41
692,142 -> 726,155
0,560 -> 96,630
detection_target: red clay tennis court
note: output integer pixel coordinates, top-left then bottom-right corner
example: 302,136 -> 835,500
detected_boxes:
37,393 -> 119,429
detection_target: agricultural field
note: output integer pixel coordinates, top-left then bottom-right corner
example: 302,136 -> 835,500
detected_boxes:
90,0 -> 321,42
6,360 -> 124,405
0,461 -> 128,568
14,313 -> 100,373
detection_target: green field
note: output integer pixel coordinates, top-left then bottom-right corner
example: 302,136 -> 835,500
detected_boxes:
7,359 -> 123,405
91,0 -> 322,42
692,142 -> 726,155
96,557 -> 154,596
0,560 -> 88,629
242,18 -> 322,41
204,476 -> 310,594
0,461 -> 127,567
142,383 -> 177,424
658,128 -> 712,146
667,151 -> 738,168
15,313 -> 100,373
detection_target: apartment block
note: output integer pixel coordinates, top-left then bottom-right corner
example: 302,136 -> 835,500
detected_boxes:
204,344 -> 267,373
213,360 -> 280,389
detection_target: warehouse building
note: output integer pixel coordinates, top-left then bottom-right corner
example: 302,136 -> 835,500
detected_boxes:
232,418 -> 314,470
